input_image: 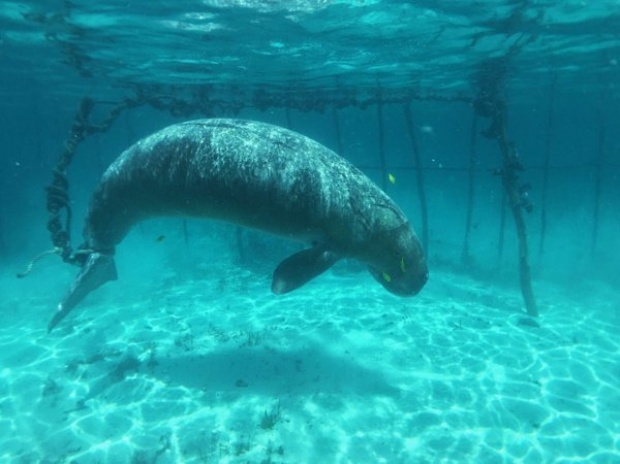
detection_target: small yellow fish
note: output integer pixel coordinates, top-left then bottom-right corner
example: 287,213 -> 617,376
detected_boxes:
388,173 -> 396,184
156,235 -> 166,242
382,272 -> 392,282
400,256 -> 406,273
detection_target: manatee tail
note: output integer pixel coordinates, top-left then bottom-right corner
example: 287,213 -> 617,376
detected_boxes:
48,253 -> 117,332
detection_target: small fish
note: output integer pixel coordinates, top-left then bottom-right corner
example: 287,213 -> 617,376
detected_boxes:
400,256 -> 406,273
156,235 -> 166,242
388,173 -> 396,184
382,272 -> 392,282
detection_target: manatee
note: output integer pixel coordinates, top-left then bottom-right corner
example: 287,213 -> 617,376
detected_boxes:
48,119 -> 428,331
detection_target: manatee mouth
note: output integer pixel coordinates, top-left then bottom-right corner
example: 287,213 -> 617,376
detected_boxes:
368,266 -> 428,296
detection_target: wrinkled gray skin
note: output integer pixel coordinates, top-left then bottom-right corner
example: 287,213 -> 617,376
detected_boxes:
49,119 -> 428,331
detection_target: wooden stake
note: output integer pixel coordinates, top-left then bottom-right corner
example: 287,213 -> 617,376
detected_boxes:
472,47 -> 538,316
494,112 -> 538,317
403,102 -> 429,255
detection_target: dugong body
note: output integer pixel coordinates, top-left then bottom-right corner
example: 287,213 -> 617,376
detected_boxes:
49,119 -> 427,331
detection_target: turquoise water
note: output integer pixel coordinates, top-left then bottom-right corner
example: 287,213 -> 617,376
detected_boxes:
1,1 -> 619,463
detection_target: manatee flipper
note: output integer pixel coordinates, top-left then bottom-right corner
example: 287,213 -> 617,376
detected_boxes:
48,253 -> 117,332
271,246 -> 340,294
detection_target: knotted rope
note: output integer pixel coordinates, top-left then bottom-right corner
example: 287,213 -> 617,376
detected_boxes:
17,96 -> 141,278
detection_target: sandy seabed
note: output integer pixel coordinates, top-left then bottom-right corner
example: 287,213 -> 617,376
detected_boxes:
1,262 -> 618,463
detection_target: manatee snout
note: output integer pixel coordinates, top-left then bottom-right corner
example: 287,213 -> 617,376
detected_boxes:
366,224 -> 428,297
369,260 -> 428,297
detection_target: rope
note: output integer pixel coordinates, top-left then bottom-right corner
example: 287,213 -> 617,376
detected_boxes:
16,247 -> 94,278
18,96 -> 143,278
45,98 -> 93,265
16,248 -> 62,278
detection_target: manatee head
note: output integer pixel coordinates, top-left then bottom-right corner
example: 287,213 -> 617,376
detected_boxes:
365,221 -> 428,296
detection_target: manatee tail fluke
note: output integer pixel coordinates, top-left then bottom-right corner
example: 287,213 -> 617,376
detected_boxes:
48,253 -> 117,332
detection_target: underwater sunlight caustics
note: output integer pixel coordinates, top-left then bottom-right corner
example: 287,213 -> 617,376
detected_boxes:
48,119 -> 428,332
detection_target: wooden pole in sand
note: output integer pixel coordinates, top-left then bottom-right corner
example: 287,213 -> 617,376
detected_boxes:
473,46 -> 538,317
462,114 -> 478,267
403,102 -> 429,255
493,109 -> 538,317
